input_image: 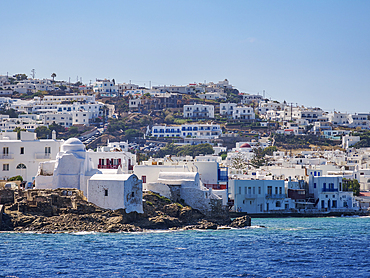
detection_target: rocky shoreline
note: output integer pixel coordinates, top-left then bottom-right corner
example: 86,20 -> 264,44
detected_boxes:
0,189 -> 251,233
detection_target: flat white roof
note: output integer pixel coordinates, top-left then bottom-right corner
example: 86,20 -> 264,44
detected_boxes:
90,173 -> 133,181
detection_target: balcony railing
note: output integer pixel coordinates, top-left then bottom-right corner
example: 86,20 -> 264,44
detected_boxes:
218,175 -> 228,181
35,153 -> 51,159
245,194 -> 257,198
265,194 -> 286,199
98,164 -> 121,169
322,188 -> 338,192
0,153 -> 14,159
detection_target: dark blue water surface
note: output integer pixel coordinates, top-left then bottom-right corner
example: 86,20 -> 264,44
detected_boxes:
1,217 -> 370,277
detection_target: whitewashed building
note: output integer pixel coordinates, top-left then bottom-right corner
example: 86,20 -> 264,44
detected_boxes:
150,123 -> 222,144
183,104 -> 214,119
232,105 -> 255,120
342,135 -> 361,149
308,175 -> 359,211
241,94 -> 263,104
196,92 -> 226,100
0,116 -> 40,132
88,171 -> 143,212
93,79 -> 118,95
229,179 -> 291,213
134,162 -> 224,214
219,103 -> 236,117
35,138 -> 142,212
0,131 -> 63,182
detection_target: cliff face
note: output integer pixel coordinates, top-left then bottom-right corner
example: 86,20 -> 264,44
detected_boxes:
0,189 -> 250,233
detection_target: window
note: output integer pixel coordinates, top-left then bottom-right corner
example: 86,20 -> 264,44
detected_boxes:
267,186 -> 272,195
142,176 -> 146,183
131,192 -> 135,198
3,147 -> 9,155
276,201 -> 281,207
45,147 -> 51,154
3,164 -> 9,171
258,187 -> 261,194
20,147 -> 24,154
104,189 -> 108,196
16,163 -> 26,169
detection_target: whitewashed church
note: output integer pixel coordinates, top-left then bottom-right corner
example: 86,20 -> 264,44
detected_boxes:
35,138 -> 143,213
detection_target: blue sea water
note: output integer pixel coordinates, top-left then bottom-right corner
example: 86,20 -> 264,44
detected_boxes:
1,217 -> 370,278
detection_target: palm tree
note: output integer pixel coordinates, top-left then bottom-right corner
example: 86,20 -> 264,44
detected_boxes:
51,73 -> 56,82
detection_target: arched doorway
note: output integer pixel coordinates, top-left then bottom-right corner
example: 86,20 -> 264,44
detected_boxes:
16,163 -> 27,181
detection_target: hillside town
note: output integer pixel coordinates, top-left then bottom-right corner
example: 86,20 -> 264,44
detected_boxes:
1,73 -> 370,219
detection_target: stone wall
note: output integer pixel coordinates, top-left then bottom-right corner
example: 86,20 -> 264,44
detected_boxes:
0,189 -> 14,204
6,188 -> 90,217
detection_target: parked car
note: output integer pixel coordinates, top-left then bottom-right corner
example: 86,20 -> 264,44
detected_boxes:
4,182 -> 18,189
26,182 -> 33,189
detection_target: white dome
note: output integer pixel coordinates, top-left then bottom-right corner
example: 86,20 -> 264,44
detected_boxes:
61,138 -> 85,152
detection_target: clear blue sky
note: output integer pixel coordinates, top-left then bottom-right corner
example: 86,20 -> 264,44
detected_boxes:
1,0 -> 369,113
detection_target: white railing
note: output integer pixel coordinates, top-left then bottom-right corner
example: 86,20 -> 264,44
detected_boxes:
0,153 -> 14,159
35,153 -> 51,159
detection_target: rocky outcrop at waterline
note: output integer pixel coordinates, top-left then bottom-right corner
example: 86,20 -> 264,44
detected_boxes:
0,188 -> 251,233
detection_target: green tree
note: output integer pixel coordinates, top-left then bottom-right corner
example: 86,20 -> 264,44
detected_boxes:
225,88 -> 242,103
156,143 -> 214,158
51,73 -> 56,82
219,151 -> 227,160
13,74 -> 27,81
124,129 -> 143,141
35,126 -> 51,139
230,152 -> 249,170
164,114 -> 174,124
262,146 -> 277,156
0,108 -> 18,118
49,123 -> 65,133
8,175 -> 23,182
250,147 -> 267,168
343,178 -> 360,196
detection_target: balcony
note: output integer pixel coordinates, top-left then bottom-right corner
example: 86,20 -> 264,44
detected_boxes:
35,153 -> 51,159
245,194 -> 257,199
0,153 -> 14,160
322,188 -> 338,192
265,194 -> 286,199
218,175 -> 228,182
98,164 -> 121,169
218,169 -> 228,181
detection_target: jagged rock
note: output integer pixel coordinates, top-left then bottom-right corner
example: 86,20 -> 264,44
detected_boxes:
13,215 -> 36,227
194,220 -> 218,230
230,215 -> 251,228
163,203 -> 181,217
178,206 -> 203,223
146,215 -> 181,229
0,189 -> 249,233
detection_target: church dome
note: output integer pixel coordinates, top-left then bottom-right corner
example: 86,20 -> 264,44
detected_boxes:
61,138 -> 86,152
240,143 -> 251,148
